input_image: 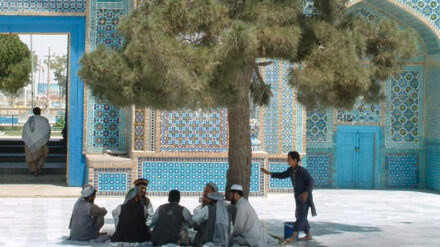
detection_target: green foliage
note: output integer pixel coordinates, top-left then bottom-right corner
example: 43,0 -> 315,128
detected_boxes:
46,54 -> 68,95
54,115 -> 65,128
79,0 -> 417,110
0,34 -> 32,96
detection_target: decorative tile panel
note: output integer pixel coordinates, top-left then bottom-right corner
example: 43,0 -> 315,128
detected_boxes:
263,60 -> 280,154
337,98 -> 382,125
269,161 -> 293,192
385,154 -> 418,188
94,168 -> 131,196
86,0 -> 129,153
399,0 -> 440,29
0,0 -> 86,13
306,108 -> 334,148
307,154 -> 331,186
134,108 -> 145,151
385,66 -> 424,148
138,157 -> 264,196
282,61 -> 294,153
159,109 -> 228,152
426,141 -> 440,191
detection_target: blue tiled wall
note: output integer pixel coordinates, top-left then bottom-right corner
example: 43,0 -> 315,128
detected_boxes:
138,157 -> 265,196
425,65 -> 440,191
385,154 -> 418,188
94,168 -> 132,196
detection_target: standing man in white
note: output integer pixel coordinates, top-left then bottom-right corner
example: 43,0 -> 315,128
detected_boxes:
22,107 -> 51,176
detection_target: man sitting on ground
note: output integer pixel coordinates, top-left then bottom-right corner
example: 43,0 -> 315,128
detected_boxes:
110,186 -> 151,243
112,178 -> 154,228
69,185 -> 107,241
229,184 -> 277,247
193,191 -> 230,247
150,190 -> 193,246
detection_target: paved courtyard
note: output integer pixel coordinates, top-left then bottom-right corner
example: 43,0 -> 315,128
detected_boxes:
0,189 -> 439,247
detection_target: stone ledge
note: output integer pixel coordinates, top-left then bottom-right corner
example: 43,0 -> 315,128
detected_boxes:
86,154 -> 133,169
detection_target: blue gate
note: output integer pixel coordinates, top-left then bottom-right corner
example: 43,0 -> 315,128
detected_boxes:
0,16 -> 86,186
336,126 -> 380,189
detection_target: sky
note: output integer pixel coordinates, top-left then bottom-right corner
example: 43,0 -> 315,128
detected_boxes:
19,34 -> 68,86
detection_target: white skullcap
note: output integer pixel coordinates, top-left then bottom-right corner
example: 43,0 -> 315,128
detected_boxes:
230,184 -> 243,191
206,182 -> 218,192
81,185 -> 96,198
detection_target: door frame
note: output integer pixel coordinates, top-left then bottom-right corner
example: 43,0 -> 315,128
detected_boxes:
0,16 -> 86,186
336,125 -> 381,189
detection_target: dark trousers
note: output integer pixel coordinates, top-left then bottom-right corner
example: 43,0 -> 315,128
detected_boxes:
294,197 -> 310,234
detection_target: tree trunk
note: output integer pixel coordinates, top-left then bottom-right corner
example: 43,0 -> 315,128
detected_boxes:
226,67 -> 252,198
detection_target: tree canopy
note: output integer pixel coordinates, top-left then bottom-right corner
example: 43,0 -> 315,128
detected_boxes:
79,0 -> 417,197
0,34 -> 32,96
79,0 -> 416,110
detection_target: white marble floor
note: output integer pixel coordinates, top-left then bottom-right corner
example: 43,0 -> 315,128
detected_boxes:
0,190 -> 439,247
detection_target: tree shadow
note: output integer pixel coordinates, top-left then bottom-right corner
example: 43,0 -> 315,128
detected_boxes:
262,219 -> 381,247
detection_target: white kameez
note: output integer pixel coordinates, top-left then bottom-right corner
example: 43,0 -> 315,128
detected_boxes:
231,198 -> 277,247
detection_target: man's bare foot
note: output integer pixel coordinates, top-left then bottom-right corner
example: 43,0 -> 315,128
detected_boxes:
299,233 -> 312,241
285,232 -> 298,243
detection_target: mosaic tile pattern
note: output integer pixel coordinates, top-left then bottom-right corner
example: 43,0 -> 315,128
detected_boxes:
282,61 -> 294,153
0,0 -> 86,13
307,154 -> 331,186
148,109 -> 156,151
426,141 -> 440,191
386,154 -> 418,188
94,168 -> 131,196
138,157 -> 264,196
399,0 -> 440,29
86,95 -> 126,152
263,60 -> 280,154
160,109 -> 228,152
337,98 -> 382,124
269,162 -> 293,191
86,0 -> 129,153
385,66 -> 424,148
306,108 -> 334,148
134,108 -> 145,151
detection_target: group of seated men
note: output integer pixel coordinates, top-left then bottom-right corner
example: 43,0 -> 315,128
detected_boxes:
69,178 -> 278,246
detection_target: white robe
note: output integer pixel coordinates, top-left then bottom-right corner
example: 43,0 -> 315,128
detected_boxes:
232,198 -> 277,247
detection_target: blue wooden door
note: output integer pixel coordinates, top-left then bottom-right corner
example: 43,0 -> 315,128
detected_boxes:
337,126 -> 379,189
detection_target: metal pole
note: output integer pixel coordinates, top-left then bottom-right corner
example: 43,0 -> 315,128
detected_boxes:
47,47 -> 51,110
30,34 -> 34,108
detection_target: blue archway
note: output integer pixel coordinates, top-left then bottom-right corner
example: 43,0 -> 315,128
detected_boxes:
0,16 -> 86,186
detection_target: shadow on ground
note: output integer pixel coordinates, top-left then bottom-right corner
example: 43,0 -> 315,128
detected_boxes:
262,219 -> 382,247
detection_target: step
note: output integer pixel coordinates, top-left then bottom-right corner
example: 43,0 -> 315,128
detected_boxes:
0,153 -> 66,162
0,162 -> 66,169
0,145 -> 66,154
0,139 -> 66,147
0,168 -> 66,175
0,174 -> 66,184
